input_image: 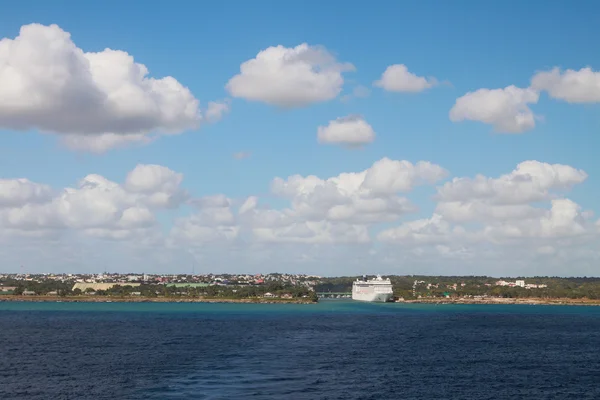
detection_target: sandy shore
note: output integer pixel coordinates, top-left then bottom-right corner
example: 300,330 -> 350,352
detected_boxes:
0,295 -> 316,304
400,297 -> 600,306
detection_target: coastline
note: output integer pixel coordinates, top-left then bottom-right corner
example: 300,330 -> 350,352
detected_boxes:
0,295 -> 317,304
400,297 -> 600,306
3,295 -> 600,306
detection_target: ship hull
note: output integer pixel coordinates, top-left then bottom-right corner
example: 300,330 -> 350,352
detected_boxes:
351,292 -> 394,303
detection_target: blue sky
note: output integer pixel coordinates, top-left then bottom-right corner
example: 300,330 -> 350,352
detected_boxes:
0,1 -> 598,276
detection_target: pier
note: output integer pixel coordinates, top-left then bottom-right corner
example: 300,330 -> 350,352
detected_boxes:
317,292 -> 352,299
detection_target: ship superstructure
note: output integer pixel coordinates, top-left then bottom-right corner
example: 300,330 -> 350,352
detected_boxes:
352,275 -> 394,302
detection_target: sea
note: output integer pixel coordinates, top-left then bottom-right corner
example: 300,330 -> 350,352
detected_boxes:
1,300 -> 599,400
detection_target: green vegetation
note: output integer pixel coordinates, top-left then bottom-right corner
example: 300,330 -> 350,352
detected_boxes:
1,279 -> 317,302
6,274 -> 600,303
316,276 -> 600,300
3,279 -> 72,296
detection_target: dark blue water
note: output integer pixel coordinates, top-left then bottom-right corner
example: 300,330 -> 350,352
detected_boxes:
1,301 -> 600,399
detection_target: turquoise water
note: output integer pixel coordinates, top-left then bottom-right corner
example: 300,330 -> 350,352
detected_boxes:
1,299 -> 600,315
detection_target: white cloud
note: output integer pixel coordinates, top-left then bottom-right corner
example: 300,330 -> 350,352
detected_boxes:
171,157 -> 447,248
436,160 -> 587,206
482,198 -> 590,241
317,115 -> 376,146
169,197 -> 239,246
0,23 -> 214,152
377,214 -> 462,245
125,164 -> 182,193
124,164 -> 188,208
538,199 -> 588,237
268,157 -> 447,225
531,67 -> 600,103
0,179 -> 53,207
360,158 -> 449,194
449,85 -> 539,133
378,160 -> 596,274
225,43 -> 354,107
435,202 -> 541,224
252,221 -> 370,244
432,160 -> 588,226
1,158 -> 598,276
0,164 -> 187,237
374,64 -> 437,93
205,99 -> 231,122
238,196 -> 258,215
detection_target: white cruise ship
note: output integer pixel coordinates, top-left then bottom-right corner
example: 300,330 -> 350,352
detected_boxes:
352,275 -> 394,303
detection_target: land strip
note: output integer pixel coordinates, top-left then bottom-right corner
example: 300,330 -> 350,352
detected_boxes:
401,297 -> 600,306
3,295 -> 600,306
0,295 -> 316,304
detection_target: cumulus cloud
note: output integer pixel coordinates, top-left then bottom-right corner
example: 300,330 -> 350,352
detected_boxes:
317,115 -> 376,146
431,160 -> 588,226
225,43 -> 354,107
531,67 -> 600,103
379,160 -> 596,269
374,64 -> 437,93
535,198 -> 589,238
169,196 -> 239,246
1,158 -> 598,276
0,23 -> 216,152
0,164 -> 187,237
124,164 -> 188,208
481,198 -> 590,242
0,179 -> 53,207
169,157 -> 447,248
449,85 -> 539,133
361,158 -> 449,194
377,214 -> 462,245
268,157 -> 447,225
435,202 -> 542,224
436,160 -> 588,206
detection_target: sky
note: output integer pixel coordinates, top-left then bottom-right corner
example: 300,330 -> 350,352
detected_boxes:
0,0 -> 598,277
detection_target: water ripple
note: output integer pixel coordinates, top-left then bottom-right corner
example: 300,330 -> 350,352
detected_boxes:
0,302 -> 599,399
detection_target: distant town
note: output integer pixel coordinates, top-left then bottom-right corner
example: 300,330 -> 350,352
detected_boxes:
0,272 -> 321,303
1,272 -> 600,304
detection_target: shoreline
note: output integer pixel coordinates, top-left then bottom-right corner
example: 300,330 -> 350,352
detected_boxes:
0,295 -> 317,304
399,297 -> 600,306
2,295 -> 600,306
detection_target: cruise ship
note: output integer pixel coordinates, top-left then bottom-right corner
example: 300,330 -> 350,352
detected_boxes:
352,275 -> 394,303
